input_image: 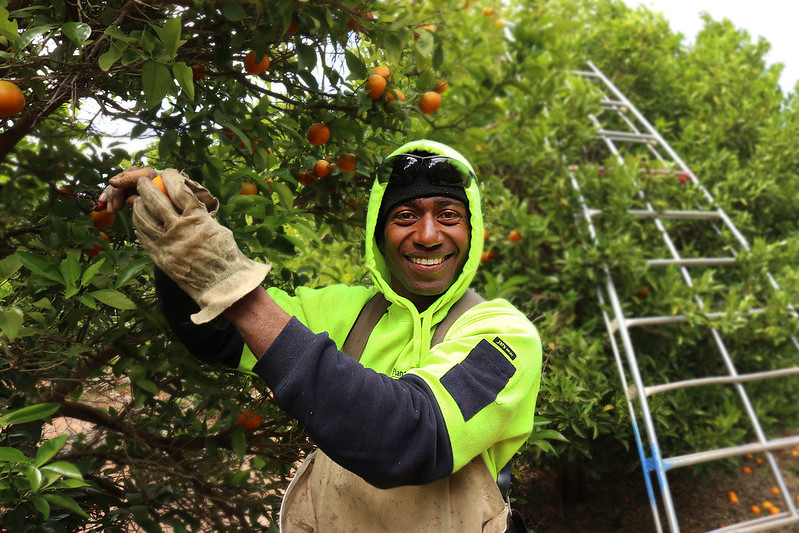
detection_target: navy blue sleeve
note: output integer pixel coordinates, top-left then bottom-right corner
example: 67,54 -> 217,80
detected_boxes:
252,317 -> 454,489
154,267 -> 244,367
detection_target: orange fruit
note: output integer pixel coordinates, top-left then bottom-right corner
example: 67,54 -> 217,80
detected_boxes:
244,50 -> 270,75
336,153 -> 357,173
384,88 -> 404,103
307,122 -> 330,145
483,7 -> 495,16
726,491 -> 738,504
90,209 -> 116,229
508,230 -> 522,243
434,79 -> 448,93
0,80 -> 25,118
769,506 -> 780,515
236,408 -> 262,430
286,19 -> 299,36
313,159 -> 331,178
297,171 -> 315,186
418,91 -> 442,114
750,505 -> 761,514
152,175 -> 169,196
481,251 -> 491,263
742,466 -> 751,474
83,232 -> 109,257
762,500 -> 773,509
636,287 -> 650,298
770,487 -> 780,495
240,182 -> 258,195
484,229 -> 489,240
373,66 -> 390,79
365,74 -> 387,100
191,64 -> 207,79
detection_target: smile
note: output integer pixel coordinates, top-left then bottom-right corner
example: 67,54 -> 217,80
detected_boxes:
408,256 -> 446,266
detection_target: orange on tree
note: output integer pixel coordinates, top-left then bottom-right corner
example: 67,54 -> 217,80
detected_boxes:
483,229 -> 490,240
418,91 -> 442,114
243,50 -> 270,75
83,232 -> 109,257
373,66 -> 390,79
307,122 -> 330,145
509,229 -> 522,243
240,182 -> 258,195
365,74 -> 387,100
313,159 -> 331,178
191,64 -> 207,79
434,79 -> 448,93
0,80 -> 25,118
384,88 -> 405,103
90,208 -> 115,229
236,408 -> 262,431
336,153 -> 357,173
297,171 -> 315,186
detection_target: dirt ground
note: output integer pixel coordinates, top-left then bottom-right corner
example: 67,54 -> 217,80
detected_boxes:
513,443 -> 799,533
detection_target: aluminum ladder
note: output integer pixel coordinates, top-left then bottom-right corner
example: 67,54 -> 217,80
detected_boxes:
569,61 -> 799,532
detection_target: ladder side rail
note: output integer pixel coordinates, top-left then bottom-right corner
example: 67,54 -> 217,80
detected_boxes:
596,287 -> 666,533
714,514 -> 799,533
570,168 -> 680,531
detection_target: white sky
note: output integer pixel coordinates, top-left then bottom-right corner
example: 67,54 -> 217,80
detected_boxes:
629,0 -> 798,95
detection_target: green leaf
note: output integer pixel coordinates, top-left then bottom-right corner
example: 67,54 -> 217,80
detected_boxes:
91,289 -> 136,310
142,59 -> 173,109
32,495 -> 50,520
59,250 -> 81,286
297,43 -> 317,72
172,61 -> 195,100
0,307 -> 23,341
0,254 -> 21,278
158,17 -> 183,60
0,446 -> 29,463
270,181 -> 294,211
221,2 -> 247,21
0,403 -> 60,427
34,435 -> 68,467
135,379 -> 159,396
0,7 -> 19,42
40,461 -> 83,480
344,50 -> 366,80
23,465 -> 43,492
231,423 -> 246,460
15,251 -> 63,283
43,494 -> 89,518
62,22 -> 91,46
81,257 -> 105,287
384,33 -> 401,66
115,257 -> 152,288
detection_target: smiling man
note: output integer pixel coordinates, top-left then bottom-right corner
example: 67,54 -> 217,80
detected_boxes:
122,139 -> 542,532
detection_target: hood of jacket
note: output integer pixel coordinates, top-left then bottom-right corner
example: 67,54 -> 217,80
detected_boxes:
364,139 -> 484,328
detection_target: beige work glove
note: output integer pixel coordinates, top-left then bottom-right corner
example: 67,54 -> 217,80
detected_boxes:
132,169 -> 270,324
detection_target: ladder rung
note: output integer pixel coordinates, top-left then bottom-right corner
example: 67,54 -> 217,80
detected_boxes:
596,129 -> 658,143
662,434 -> 799,470
646,257 -> 737,268
640,366 -> 799,397
715,514 -> 799,533
599,98 -> 628,112
584,208 -> 722,221
614,308 -> 766,332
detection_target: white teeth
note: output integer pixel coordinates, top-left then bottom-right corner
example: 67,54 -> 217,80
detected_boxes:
410,256 -> 444,266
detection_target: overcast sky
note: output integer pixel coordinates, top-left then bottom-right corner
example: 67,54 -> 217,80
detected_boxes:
628,0 -> 798,95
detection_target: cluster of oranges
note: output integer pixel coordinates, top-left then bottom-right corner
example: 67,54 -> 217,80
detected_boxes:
296,152 -> 359,187
481,229 -> 523,263
362,66 -> 446,115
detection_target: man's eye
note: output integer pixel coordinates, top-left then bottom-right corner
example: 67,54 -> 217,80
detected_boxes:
394,212 -> 416,220
439,210 -> 461,220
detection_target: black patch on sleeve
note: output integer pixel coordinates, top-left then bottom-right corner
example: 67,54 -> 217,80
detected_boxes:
440,339 -> 516,421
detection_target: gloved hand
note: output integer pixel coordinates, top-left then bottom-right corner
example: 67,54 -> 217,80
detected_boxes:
132,169 -> 270,324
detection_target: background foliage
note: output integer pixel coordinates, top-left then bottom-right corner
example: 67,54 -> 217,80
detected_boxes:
2,0 -> 798,530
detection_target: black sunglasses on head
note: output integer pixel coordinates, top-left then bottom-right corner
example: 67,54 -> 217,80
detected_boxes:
377,154 -> 474,188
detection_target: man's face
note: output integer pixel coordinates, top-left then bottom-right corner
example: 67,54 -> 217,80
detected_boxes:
380,195 -> 470,310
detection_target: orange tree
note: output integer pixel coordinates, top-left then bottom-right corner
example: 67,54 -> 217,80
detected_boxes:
0,0 -> 595,529
3,0 -> 799,529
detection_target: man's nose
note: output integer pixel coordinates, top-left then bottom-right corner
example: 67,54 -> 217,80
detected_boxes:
414,213 -> 442,247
